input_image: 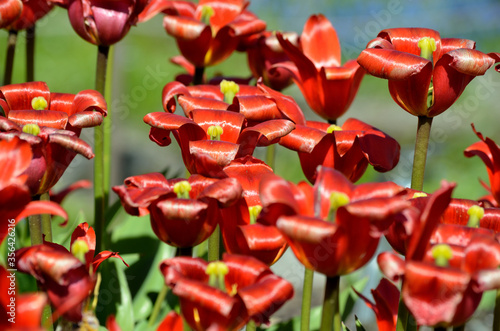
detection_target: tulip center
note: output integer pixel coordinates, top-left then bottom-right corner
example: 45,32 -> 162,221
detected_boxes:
467,205 -> 484,228
411,192 -> 428,198
220,80 -> 239,104
207,125 -> 223,141
326,124 -> 342,134
200,5 -> 214,25
173,181 -> 191,199
249,205 -> 263,224
328,192 -> 350,221
206,261 -> 229,292
418,37 -> 436,62
71,239 -> 90,264
31,96 -> 48,110
22,123 -> 40,136
431,243 -> 452,267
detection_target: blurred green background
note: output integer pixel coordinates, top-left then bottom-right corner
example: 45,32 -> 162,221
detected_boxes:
2,0 -> 500,330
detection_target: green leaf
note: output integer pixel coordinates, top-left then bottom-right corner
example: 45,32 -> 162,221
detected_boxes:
340,277 -> 369,321
113,258 -> 135,331
342,322 -> 351,331
354,315 -> 367,331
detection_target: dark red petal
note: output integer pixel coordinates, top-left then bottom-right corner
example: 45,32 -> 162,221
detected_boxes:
70,222 -> 96,268
256,82 -> 306,125
48,133 -> 94,159
16,292 -> 48,328
8,110 -> 68,129
106,315 -> 121,331
0,81 -> 50,114
0,0 -> 23,29
0,136 -> 32,188
157,311 -> 184,331
50,179 -> 92,204
191,108 -> 245,143
377,252 -> 405,281
462,235 -> 500,273
160,256 -> 209,286
92,251 -> 129,271
190,140 -> 240,176
162,81 -> 192,113
68,110 -> 103,128
377,28 -> 442,61
233,224 -> 287,265
314,167 -> 355,217
440,38 -> 475,55
301,14 -> 341,68
237,119 -> 295,156
198,177 -> 243,207
17,200 -> 68,227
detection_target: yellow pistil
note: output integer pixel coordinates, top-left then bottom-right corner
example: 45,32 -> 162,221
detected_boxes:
22,123 -> 40,136
207,125 -> 223,141
173,181 -> 191,199
206,261 -> 229,292
71,239 -> 89,264
467,205 -> 484,228
220,80 -> 239,104
230,284 -> 238,296
327,192 -> 350,222
412,192 -> 428,199
200,5 -> 214,25
249,205 -> 263,225
431,244 -> 453,267
31,96 -> 48,110
326,124 -> 342,134
418,37 -> 436,62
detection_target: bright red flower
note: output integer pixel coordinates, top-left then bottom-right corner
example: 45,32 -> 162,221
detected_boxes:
0,137 -> 67,245
0,81 -> 106,195
50,0 -> 150,46
279,118 -> 400,183
5,0 -> 53,31
139,0 -> 266,67
260,167 -> 408,277
219,157 -> 287,265
357,28 -> 500,117
243,30 -> 298,91
0,0 -> 23,29
160,253 -> 293,330
355,278 -> 399,331
464,125 -> 500,207
15,222 -> 127,322
157,311 -> 183,331
0,265 -> 48,330
275,14 -> 365,122
379,234 -> 500,327
113,173 -> 243,247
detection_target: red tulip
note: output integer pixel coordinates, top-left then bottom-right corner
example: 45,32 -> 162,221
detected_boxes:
157,311 -> 183,331
464,124 -> 500,207
275,14 -> 365,122
0,0 -> 23,29
50,0 -> 150,46
0,265 -> 48,330
5,0 -> 53,31
113,173 -> 243,247
379,234 -> 500,327
139,0 -> 266,67
357,28 -> 500,117
0,81 -> 106,195
261,167 -> 408,277
0,137 -> 67,245
279,118 -> 400,183
160,253 -> 293,330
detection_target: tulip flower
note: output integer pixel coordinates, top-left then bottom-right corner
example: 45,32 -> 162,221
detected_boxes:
0,265 -> 48,329
15,222 -> 127,323
279,118 -> 400,183
160,253 -> 294,330
275,14 -> 365,123
0,0 -> 23,29
379,234 -> 500,328
138,0 -> 266,84
113,173 -> 243,248
464,124 -> 500,207
0,137 -> 67,245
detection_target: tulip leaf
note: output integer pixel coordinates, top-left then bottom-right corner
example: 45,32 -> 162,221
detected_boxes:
113,258 -> 135,331
340,277 -> 369,321
354,315 -> 367,331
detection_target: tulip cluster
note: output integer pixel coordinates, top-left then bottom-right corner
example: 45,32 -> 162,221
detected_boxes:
2,1 -> 500,331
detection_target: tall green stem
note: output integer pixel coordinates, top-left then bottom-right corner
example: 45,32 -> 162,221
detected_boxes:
301,267 -> 314,331
410,116 -> 433,191
94,45 -> 110,252
320,276 -> 341,331
28,194 -> 52,245
246,320 -> 256,331
40,192 -> 52,242
26,25 -> 36,82
148,284 -> 168,327
266,144 -> 276,170
493,288 -> 500,331
207,225 -> 220,261
193,66 -> 205,85
4,30 -> 18,85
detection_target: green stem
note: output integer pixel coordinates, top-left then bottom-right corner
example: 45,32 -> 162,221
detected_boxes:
410,116 -> 433,191
103,45 -> 114,228
40,192 -> 52,242
94,45 -> 110,252
177,246 -> 193,257
301,268 -> 314,331
207,225 -> 220,261
396,295 -> 408,331
42,305 -> 54,331
246,320 -> 257,331
320,276 -> 341,331
4,30 -> 18,85
148,284 -> 168,327
327,119 -> 337,125
493,288 -> 500,331
434,327 -> 447,331
452,325 -> 464,331
26,25 -> 35,82
193,66 -> 205,85
266,144 -> 276,170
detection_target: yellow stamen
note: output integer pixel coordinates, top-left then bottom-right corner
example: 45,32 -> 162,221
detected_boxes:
200,5 -> 214,25
326,124 -> 342,134
230,284 -> 238,296
22,123 -> 40,136
207,125 -> 223,141
220,80 -> 239,104
193,307 -> 201,324
71,239 -> 90,264
328,192 -> 350,222
173,181 -> 191,199
418,37 -> 436,62
431,244 -> 453,267
467,205 -> 484,228
249,205 -> 263,225
412,192 -> 428,199
206,261 -> 229,292
31,96 -> 48,110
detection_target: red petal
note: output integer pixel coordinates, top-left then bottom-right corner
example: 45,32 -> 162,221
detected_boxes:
0,136 -> 32,188
8,110 -> 68,129
376,28 -> 442,61
162,81 -> 192,113
92,250 -> 129,271
440,38 -> 475,55
106,315 -> 122,331
157,311 -> 184,331
50,179 -> 92,204
191,108 -> 245,143
17,200 -> 68,227
377,252 -> 405,282
197,0 -> 247,31
0,81 -> 50,115
301,14 -> 341,69
237,119 -> 295,156
0,0 -> 23,29
190,140 -> 240,176
139,0 -> 196,23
